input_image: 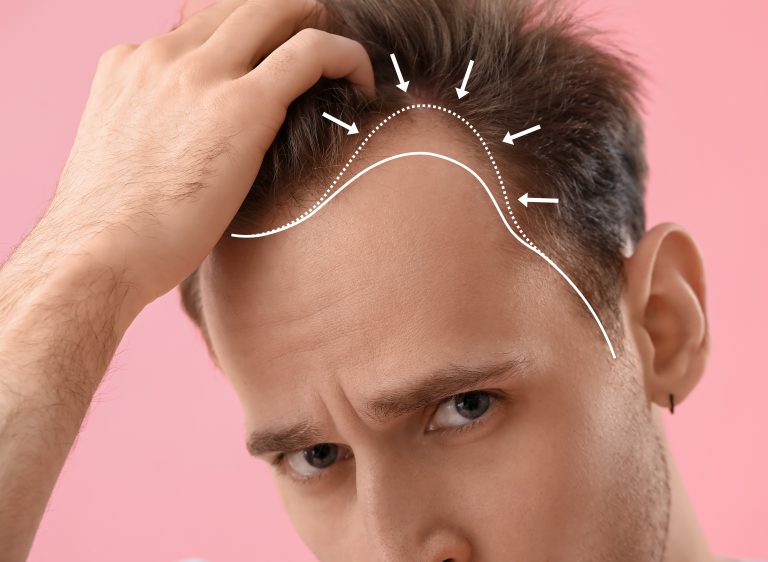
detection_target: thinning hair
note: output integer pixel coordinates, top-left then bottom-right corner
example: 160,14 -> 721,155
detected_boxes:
180,0 -> 647,346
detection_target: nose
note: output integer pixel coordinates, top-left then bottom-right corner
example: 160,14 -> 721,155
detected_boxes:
354,452 -> 473,562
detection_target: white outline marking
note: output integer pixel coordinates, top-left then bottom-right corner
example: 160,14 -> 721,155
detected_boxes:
389,53 -> 410,92
503,124 -> 542,145
456,59 -> 474,99
232,152 -> 616,359
321,112 -> 358,135
231,105 -> 616,359
519,192 -> 559,207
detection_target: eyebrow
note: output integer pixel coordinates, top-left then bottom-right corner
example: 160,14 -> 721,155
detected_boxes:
246,355 -> 529,457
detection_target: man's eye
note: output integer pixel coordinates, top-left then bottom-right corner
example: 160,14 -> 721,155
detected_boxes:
283,443 -> 349,480
427,390 -> 496,431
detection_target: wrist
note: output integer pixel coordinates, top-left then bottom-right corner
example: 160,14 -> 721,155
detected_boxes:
1,234 -> 147,338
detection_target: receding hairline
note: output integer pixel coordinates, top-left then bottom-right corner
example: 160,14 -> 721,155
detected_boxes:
228,106 -> 499,229
180,0 -> 646,352
196,115 -> 542,335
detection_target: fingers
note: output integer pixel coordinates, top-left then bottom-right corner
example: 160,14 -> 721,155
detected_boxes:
166,0 -> 247,51
240,28 -> 375,106
179,0 -> 220,20
197,0 -> 320,75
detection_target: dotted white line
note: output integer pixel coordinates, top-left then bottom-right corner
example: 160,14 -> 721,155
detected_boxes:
231,104 -> 617,359
230,107 -> 617,359
251,103 -> 541,253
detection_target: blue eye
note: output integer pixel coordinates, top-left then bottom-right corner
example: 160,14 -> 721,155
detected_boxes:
455,391 -> 492,419
278,443 -> 352,482
427,390 -> 495,431
303,443 -> 338,469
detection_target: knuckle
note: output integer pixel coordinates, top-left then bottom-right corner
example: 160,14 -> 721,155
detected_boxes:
172,56 -> 209,92
267,27 -> 323,72
98,43 -> 136,65
165,57 -> 216,99
134,37 -> 176,64
263,48 -> 292,79
292,27 -> 325,49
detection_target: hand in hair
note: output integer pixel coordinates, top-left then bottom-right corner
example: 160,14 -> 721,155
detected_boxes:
49,0 -> 374,307
0,2 -> 372,560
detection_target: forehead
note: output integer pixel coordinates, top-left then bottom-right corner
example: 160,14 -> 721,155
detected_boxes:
198,122 -> 568,419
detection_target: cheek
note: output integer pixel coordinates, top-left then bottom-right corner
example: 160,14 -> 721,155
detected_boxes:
526,355 -> 660,556
453,357 -> 640,556
274,477 -> 327,555
447,397 -> 610,555
275,469 -> 363,558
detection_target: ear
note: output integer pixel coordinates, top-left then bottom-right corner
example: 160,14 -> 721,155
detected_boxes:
622,223 -> 709,412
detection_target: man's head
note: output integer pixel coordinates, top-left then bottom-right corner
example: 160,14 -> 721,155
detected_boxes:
180,0 -> 709,560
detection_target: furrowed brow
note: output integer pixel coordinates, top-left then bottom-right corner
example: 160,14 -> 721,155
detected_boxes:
247,420 -> 320,457
245,355 -> 529,457
363,355 -> 529,423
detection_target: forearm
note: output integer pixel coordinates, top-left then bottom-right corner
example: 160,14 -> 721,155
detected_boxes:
0,233 -> 144,561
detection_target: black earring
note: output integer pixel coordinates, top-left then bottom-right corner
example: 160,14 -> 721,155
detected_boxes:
669,394 -> 675,414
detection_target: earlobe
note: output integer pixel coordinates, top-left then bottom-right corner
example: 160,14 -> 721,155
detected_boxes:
622,223 -> 709,412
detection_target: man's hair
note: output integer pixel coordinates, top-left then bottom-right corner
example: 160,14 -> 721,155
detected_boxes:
180,0 -> 647,346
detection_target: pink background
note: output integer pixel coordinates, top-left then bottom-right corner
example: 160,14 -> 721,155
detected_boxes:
1,1 -> 766,560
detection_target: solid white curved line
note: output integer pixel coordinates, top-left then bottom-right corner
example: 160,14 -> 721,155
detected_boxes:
232,151 -> 617,359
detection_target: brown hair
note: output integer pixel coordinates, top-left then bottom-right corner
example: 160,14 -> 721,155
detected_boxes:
180,0 -> 647,345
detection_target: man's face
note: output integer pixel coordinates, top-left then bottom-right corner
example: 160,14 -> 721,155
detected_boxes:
199,119 -> 670,561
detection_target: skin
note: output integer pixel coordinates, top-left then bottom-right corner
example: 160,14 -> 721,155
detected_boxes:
0,1 -> 372,560
199,114 -> 713,561
0,0 -> 715,560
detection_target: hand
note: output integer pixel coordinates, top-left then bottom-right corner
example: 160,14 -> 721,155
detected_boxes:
45,0 -> 374,307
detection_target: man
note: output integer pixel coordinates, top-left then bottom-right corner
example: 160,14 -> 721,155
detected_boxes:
0,0 -> 758,561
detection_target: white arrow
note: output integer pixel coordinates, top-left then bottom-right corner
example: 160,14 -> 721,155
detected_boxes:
518,192 -> 559,207
389,53 -> 410,92
456,59 -> 475,99
321,112 -> 359,135
503,124 -> 542,145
